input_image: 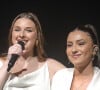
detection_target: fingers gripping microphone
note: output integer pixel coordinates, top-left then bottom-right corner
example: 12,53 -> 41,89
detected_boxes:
7,41 -> 25,72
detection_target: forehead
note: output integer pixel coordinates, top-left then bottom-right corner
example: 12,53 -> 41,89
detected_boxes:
14,18 -> 35,27
67,30 -> 92,42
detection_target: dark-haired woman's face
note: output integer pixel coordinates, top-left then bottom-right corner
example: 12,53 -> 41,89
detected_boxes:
66,30 -> 94,67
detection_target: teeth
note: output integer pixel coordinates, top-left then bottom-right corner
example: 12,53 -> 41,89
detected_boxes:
18,40 -> 25,44
17,39 -> 28,44
22,41 -> 26,44
23,41 -> 27,44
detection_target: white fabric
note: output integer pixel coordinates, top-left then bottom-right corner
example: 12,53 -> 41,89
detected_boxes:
51,67 -> 100,90
3,62 -> 50,90
0,60 -> 3,68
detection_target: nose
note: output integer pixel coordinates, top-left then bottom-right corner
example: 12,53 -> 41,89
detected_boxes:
71,45 -> 78,54
19,31 -> 25,38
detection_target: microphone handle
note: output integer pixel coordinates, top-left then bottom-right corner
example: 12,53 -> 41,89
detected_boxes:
7,54 -> 19,72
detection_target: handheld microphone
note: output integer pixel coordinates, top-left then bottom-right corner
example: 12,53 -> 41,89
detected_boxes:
7,41 -> 25,72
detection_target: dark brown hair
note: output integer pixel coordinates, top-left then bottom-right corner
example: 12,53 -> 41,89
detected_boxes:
66,24 -> 100,68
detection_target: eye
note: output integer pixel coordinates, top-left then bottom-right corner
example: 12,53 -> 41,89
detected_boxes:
13,29 -> 20,32
67,43 -> 72,47
78,42 -> 85,46
26,29 -> 33,32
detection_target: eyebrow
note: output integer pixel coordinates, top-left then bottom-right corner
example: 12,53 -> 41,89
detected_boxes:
67,39 -> 85,43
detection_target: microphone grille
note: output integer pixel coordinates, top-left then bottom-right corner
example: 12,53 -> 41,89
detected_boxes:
18,41 -> 25,50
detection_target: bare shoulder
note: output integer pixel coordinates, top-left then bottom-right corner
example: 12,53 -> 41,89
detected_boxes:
47,58 -> 66,70
0,56 -> 7,62
0,53 -> 7,62
46,58 -> 66,79
0,56 -> 7,68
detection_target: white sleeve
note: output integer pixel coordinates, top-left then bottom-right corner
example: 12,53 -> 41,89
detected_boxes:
51,68 -> 67,90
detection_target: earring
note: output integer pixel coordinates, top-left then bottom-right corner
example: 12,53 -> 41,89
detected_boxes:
94,46 -> 99,55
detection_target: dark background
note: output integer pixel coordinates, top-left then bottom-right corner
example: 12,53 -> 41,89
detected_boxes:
0,0 -> 100,66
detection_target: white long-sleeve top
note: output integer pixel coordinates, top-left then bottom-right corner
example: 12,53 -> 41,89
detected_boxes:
51,67 -> 100,90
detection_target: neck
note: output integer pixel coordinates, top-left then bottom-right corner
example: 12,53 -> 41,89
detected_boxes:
74,62 -> 94,76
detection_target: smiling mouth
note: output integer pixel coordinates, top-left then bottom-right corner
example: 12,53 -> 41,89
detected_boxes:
18,39 -> 28,44
72,54 -> 81,58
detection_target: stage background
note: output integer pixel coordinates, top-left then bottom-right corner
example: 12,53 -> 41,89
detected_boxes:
0,0 -> 100,67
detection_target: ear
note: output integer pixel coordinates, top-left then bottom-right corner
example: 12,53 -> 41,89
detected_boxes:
93,45 -> 99,55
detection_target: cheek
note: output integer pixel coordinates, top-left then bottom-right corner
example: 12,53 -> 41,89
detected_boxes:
82,46 -> 93,56
29,32 -> 37,40
28,33 -> 37,46
66,48 -> 70,57
12,31 -> 18,37
29,33 -> 37,42
11,32 -> 18,44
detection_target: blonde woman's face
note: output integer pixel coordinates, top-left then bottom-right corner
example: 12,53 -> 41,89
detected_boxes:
12,18 -> 37,55
66,30 -> 94,67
